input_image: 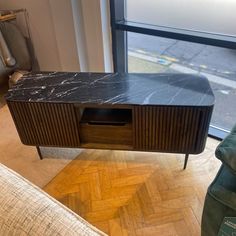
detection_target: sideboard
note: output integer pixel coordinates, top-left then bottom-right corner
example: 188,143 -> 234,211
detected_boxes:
6,72 -> 214,169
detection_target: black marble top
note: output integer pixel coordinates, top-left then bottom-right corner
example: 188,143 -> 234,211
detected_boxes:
6,72 -> 215,106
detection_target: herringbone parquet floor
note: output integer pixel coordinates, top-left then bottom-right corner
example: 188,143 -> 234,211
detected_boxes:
44,138 -> 221,236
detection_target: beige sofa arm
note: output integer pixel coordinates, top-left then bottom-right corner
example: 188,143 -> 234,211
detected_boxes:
0,163 -> 106,236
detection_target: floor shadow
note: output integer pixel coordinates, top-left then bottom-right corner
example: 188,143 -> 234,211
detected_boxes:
40,147 -> 82,160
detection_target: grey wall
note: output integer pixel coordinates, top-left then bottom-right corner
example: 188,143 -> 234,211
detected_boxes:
0,0 -> 81,71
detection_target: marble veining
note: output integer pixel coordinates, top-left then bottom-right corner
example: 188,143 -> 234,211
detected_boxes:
6,72 -> 215,106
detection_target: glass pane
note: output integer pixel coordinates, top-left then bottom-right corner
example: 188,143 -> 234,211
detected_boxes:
128,32 -> 236,131
126,0 -> 236,36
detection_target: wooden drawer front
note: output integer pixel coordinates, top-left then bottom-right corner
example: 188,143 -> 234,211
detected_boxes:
79,123 -> 133,146
134,106 -> 212,154
7,101 -> 80,147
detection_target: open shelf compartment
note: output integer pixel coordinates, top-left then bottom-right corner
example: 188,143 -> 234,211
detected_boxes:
76,107 -> 133,147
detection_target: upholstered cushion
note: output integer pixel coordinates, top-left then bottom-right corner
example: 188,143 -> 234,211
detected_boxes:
215,124 -> 236,173
0,163 -> 106,236
201,165 -> 236,236
208,165 -> 236,210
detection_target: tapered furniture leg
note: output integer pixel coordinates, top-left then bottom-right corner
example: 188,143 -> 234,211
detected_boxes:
36,146 -> 43,160
183,154 -> 189,170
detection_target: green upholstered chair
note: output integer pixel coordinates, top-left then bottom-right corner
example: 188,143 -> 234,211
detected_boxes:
201,125 -> 236,236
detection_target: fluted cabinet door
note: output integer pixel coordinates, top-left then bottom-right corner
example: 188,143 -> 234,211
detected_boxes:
7,101 -> 80,147
133,106 -> 212,154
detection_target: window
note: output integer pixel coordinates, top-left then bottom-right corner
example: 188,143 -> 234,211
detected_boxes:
110,0 -> 236,139
126,0 -> 236,36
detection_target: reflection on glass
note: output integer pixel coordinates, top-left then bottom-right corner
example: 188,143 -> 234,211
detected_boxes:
126,0 -> 236,36
128,32 -> 236,131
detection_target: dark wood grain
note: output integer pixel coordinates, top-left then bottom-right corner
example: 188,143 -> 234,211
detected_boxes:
133,106 -> 212,154
79,123 -> 133,146
7,101 -> 80,147
7,101 -> 212,155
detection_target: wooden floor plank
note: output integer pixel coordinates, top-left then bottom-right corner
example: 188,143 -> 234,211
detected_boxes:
182,208 -> 201,236
174,220 -> 191,236
136,223 -> 178,236
109,218 -> 124,236
44,138 -> 221,235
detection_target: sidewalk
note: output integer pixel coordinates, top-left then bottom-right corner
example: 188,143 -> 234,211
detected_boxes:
129,50 -> 236,89
128,32 -> 236,80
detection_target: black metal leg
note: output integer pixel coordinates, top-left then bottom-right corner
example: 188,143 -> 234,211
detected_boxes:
36,146 -> 43,160
183,154 -> 189,170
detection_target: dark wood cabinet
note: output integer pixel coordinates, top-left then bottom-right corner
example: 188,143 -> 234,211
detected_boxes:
7,101 -> 212,155
6,72 -> 215,168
